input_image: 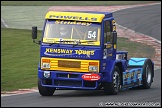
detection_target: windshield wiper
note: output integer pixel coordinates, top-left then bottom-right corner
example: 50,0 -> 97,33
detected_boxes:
49,40 -> 96,47
49,40 -> 77,46
73,40 -> 96,47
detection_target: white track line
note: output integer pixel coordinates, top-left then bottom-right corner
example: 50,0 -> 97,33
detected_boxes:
1,18 -> 8,28
1,90 -> 38,97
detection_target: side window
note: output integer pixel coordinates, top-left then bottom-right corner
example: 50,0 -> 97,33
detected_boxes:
104,21 -> 111,44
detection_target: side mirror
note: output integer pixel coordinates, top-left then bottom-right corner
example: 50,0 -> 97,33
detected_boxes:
112,32 -> 117,44
32,26 -> 37,39
32,26 -> 40,45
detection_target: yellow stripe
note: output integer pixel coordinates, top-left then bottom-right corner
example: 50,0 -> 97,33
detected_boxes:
114,44 -> 116,49
43,38 -> 100,46
45,11 -> 105,22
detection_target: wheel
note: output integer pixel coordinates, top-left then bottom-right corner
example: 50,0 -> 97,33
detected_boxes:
38,79 -> 55,96
141,59 -> 153,89
103,66 -> 121,95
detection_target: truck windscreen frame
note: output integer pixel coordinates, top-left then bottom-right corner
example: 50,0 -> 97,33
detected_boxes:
43,19 -> 101,46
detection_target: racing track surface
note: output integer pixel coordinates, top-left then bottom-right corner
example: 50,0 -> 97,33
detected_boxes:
1,4 -> 161,107
113,4 -> 161,41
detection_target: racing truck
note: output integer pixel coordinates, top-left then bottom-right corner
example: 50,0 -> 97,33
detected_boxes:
32,10 -> 154,96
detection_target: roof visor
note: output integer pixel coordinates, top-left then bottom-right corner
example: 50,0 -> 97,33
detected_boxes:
45,11 -> 105,22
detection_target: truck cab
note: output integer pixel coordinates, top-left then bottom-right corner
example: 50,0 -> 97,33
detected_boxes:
32,11 -> 154,96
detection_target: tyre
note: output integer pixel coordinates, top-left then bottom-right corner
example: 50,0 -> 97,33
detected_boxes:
38,79 -> 55,96
141,59 -> 153,89
103,66 -> 121,95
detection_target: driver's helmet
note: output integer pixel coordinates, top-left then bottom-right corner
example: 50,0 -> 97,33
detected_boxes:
59,26 -> 69,36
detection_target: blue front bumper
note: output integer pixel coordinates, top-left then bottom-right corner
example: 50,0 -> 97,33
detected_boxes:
38,70 -> 103,90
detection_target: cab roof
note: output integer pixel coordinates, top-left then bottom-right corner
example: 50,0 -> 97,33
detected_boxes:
45,11 -> 113,22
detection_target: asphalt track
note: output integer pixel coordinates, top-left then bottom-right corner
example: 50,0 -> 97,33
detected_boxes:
113,4 -> 161,41
1,4 -> 161,107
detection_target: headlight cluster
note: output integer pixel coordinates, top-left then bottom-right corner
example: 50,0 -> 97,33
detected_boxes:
42,59 -> 50,69
88,62 -> 99,72
89,66 -> 98,72
42,63 -> 50,68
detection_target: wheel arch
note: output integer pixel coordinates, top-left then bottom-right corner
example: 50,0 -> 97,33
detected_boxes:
106,61 -> 123,83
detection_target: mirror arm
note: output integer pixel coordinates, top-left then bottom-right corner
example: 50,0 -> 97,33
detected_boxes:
33,39 -> 41,45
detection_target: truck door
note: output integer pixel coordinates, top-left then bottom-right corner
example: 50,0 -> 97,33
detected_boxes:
103,19 -> 116,60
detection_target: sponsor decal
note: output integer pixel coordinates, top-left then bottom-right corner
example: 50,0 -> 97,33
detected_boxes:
50,15 -> 97,22
82,74 -> 100,81
123,69 -> 141,79
45,12 -> 105,22
55,20 -> 92,26
45,48 -> 95,56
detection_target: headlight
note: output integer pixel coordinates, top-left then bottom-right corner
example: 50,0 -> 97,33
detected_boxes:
89,66 -> 98,72
42,63 -> 50,68
44,71 -> 50,78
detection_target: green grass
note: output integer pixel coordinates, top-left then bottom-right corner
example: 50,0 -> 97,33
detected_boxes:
1,6 -> 49,30
1,1 -> 160,6
1,28 -> 155,92
117,38 -> 155,59
1,28 -> 41,92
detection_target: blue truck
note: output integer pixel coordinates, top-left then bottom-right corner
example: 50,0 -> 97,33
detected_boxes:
32,11 -> 154,96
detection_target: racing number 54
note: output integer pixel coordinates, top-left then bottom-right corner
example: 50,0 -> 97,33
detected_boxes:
88,31 -> 96,39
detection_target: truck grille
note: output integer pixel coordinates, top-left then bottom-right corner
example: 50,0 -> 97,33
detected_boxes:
58,60 -> 81,68
41,57 -> 99,72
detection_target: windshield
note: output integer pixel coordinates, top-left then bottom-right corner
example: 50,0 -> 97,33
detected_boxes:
43,20 -> 101,46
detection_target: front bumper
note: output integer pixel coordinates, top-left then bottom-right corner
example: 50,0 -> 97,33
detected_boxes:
38,70 -> 103,90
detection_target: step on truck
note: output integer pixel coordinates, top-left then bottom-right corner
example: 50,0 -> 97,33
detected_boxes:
32,10 -> 154,96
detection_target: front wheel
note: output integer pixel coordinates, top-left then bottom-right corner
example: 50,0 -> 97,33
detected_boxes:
38,79 -> 55,96
103,66 -> 121,95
